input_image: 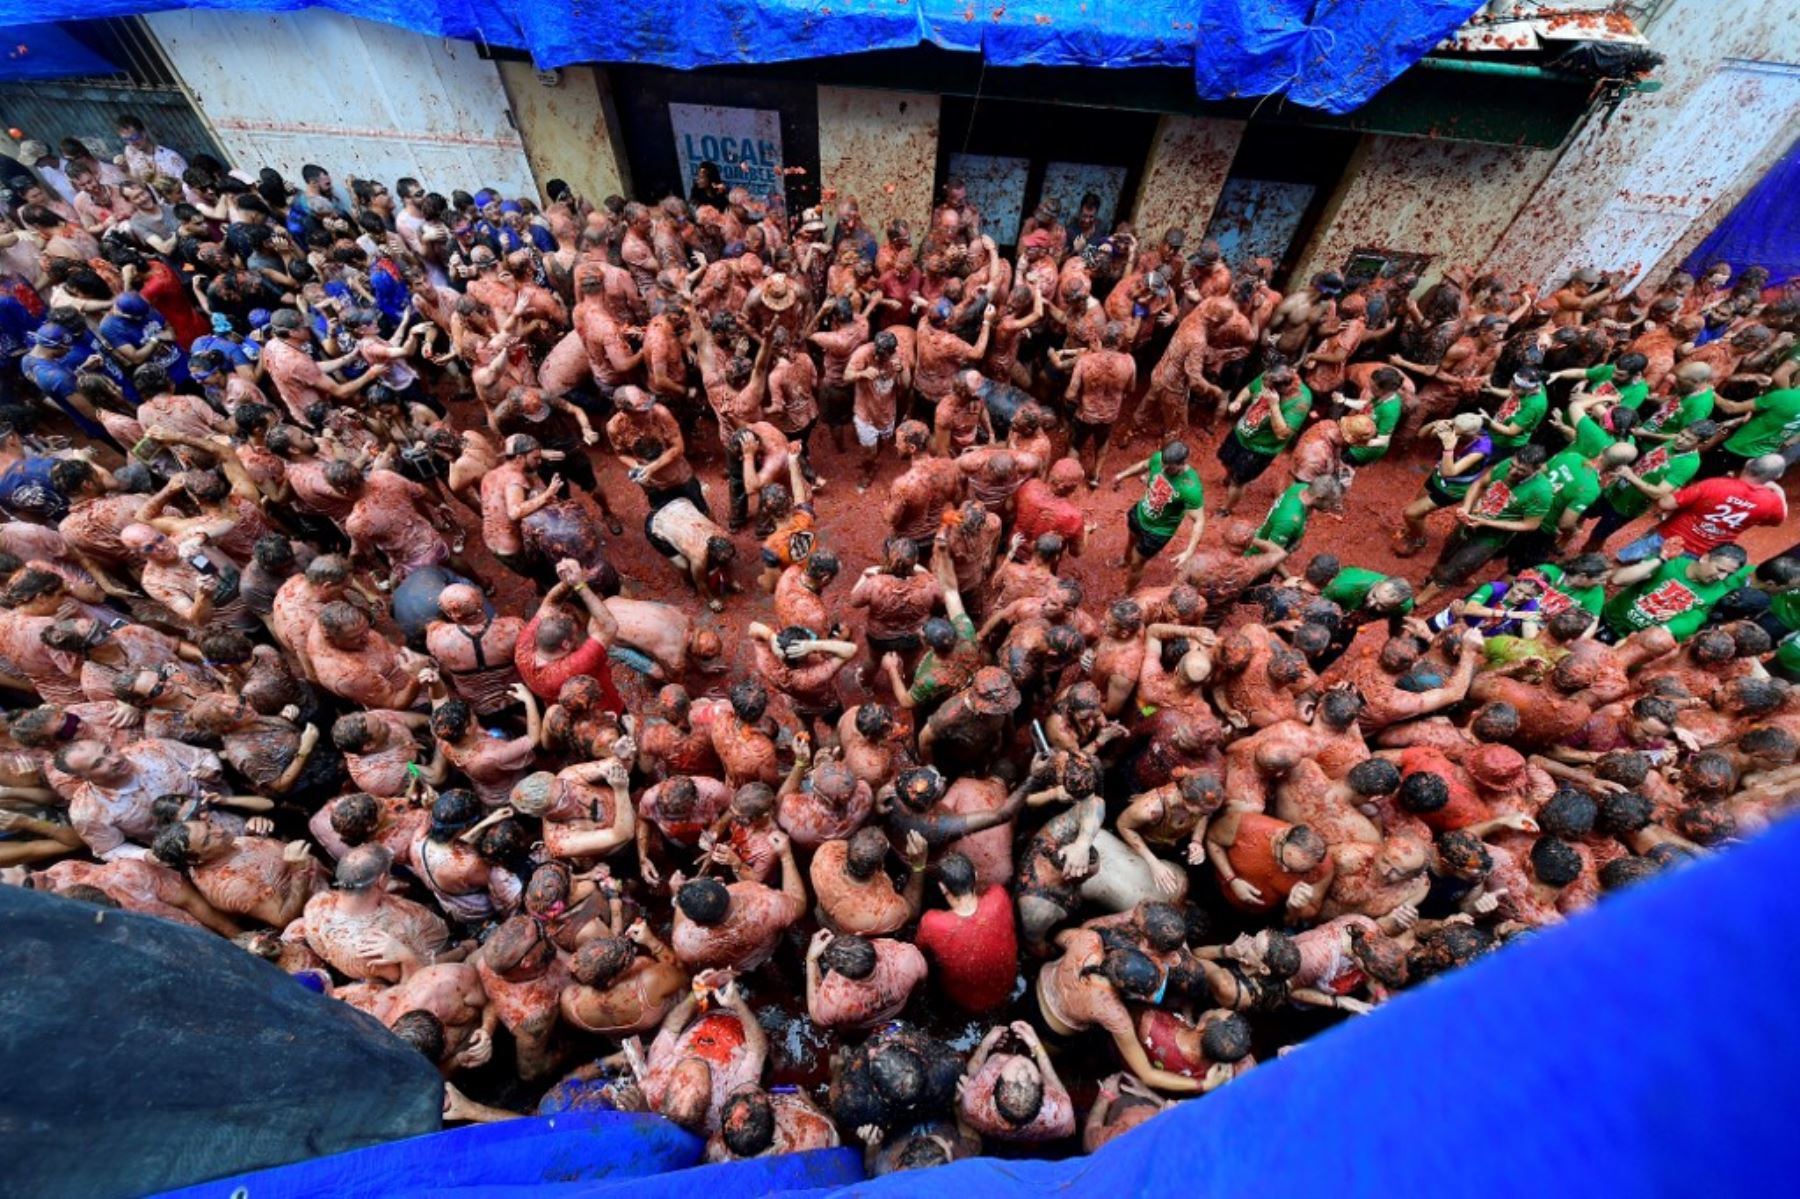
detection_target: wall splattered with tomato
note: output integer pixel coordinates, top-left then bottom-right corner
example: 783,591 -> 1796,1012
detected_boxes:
1129,114 -> 1244,244
1294,135 -> 1557,287
816,86 -> 941,233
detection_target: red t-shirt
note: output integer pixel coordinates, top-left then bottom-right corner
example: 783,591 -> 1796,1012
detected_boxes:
915,885 -> 1018,1012
1398,746 -> 1489,833
1656,477 -> 1787,554
515,612 -> 624,710
1013,479 -> 1086,544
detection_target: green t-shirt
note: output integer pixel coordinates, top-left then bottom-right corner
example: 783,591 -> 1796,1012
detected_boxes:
1233,376 -> 1313,457
1539,449 -> 1602,531
1602,443 -> 1699,519
1321,566 -> 1413,615
1768,590 -> 1800,633
1571,414 -> 1617,458
1255,482 -> 1312,551
1345,393 -> 1403,465
1489,387 -> 1547,451
1468,468 -> 1554,530
1723,388 -> 1800,457
1602,558 -> 1752,641
1585,363 -> 1650,411
1516,562 -> 1604,618
1776,630 -> 1800,679
908,612 -> 978,707
1133,452 -> 1206,538
1636,388 -> 1714,439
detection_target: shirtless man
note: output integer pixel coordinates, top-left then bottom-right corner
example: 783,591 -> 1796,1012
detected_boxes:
305,601 -> 427,710
957,1022 -> 1076,1143
475,912 -> 572,1079
810,826 -> 929,935
152,815 -> 325,928
844,331 -> 911,490
425,583 -> 523,717
480,434 -> 565,587
669,829 -> 805,971
637,983 -> 769,1134
884,421 -> 965,558
561,922 -> 689,1037
511,760 -> 635,863
293,846 -> 451,983
1064,322 -> 1137,487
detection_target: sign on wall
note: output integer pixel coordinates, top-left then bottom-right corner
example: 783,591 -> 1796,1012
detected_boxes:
669,102 -> 786,213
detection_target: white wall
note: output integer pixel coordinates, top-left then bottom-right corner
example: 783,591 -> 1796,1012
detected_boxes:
147,10 -> 536,198
1486,0 -> 1800,288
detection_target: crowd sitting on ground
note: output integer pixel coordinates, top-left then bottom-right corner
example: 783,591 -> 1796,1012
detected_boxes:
2,115 -> 1799,1163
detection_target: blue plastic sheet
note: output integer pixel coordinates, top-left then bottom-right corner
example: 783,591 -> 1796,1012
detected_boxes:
148,817 -> 1800,1199
0,22 -> 116,79
0,2 -> 1485,113
1684,133 -> 1800,287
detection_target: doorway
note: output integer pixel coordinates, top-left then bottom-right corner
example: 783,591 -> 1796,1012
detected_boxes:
1204,124 -> 1360,289
608,65 -> 821,220
934,96 -> 1159,251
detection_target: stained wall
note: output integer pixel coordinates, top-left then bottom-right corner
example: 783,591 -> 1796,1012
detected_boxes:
816,86 -> 941,231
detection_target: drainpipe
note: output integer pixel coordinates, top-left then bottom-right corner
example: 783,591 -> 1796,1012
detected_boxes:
1414,56 -> 1662,92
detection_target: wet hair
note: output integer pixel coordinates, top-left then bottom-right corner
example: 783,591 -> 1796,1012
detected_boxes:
934,851 -> 976,897
1291,621 -> 1332,658
806,549 -> 841,583
660,776 -> 700,819
676,877 -> 731,925
720,1090 -> 777,1157
894,1136 -> 950,1171
1594,750 -> 1650,788
1724,676 -> 1784,717
428,788 -> 482,842
1545,610 -> 1593,645
1261,931 -> 1302,981
1631,695 -> 1679,727
1139,902 -> 1188,953
1529,837 -> 1583,887
854,702 -> 894,739
1538,789 -> 1598,839
430,697 -> 473,741
894,766 -> 946,812
571,936 -> 636,987
821,934 -> 878,980
331,713 -> 375,753
1727,621 -> 1773,659
1597,791 -> 1653,836
1347,758 -> 1401,797
1303,554 -> 1341,588
728,680 -> 768,722
1673,803 -> 1733,845
1060,753 -> 1102,800
1397,772 -> 1450,814
1599,856 -> 1659,893
994,1062 -> 1045,1126
845,826 -> 891,881
150,821 -> 196,870
252,535 -> 296,572
1738,726 -> 1798,762
1280,825 -> 1328,871
1470,702 -> 1521,743
59,884 -> 120,909
1681,751 -> 1738,797
391,1010 -> 446,1062
869,1042 -> 926,1107
1201,1012 -> 1254,1063
1090,946 -> 1161,998
1317,689 -> 1363,730
329,793 -> 380,846
920,617 -> 958,653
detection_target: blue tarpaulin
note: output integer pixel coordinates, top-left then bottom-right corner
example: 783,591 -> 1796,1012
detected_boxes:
0,2 -> 1486,114
0,22 -> 116,79
145,816 -> 1800,1199
1684,133 -> 1800,287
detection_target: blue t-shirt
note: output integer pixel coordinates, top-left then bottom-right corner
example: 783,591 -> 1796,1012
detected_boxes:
191,334 -> 257,371
21,354 -> 108,438
99,312 -> 188,384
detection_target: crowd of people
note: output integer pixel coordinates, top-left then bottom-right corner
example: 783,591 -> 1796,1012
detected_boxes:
1,113 -> 1798,1165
